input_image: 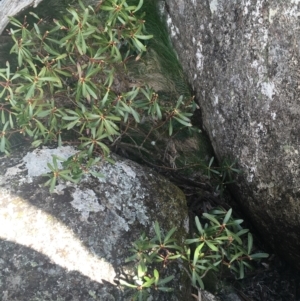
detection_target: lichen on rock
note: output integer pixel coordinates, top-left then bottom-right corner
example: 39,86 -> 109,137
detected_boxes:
0,146 -> 189,300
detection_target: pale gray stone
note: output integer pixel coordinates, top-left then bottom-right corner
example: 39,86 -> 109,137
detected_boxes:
162,0 -> 300,268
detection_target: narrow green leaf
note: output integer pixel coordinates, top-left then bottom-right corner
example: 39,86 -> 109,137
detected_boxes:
154,269 -> 159,285
225,228 -> 242,245
85,83 -> 98,99
5,61 -> 10,79
133,0 -> 144,13
169,120 -> 173,136
8,17 -> 23,27
157,287 -> 173,292
49,176 -> 57,193
119,280 -> 138,289
173,115 -> 192,127
59,172 -> 75,181
102,90 -> 109,105
175,95 -> 183,109
203,213 -> 220,226
242,261 -> 253,269
227,219 -> 244,226
1,110 -> 5,124
164,227 -> 176,243
194,271 -> 205,289
174,111 -> 191,122
38,76 -> 61,82
249,253 -> 269,260
191,270 -> 196,287
137,262 -> 146,278
9,113 -> 14,128
247,233 -> 253,254
134,34 -> 153,40
239,262 -> 245,279
89,170 -> 104,178
229,251 -> 244,263
96,141 -> 110,155
205,241 -> 218,252
236,229 -> 249,237
131,108 -> 140,123
66,119 -> 80,130
132,37 -> 146,52
100,5 -> 115,11
142,277 -> 155,288
185,238 -> 202,244
223,208 -> 232,225
195,216 -> 204,235
0,136 -> 6,152
33,23 -> 41,35
168,254 -> 182,260
193,242 -> 204,266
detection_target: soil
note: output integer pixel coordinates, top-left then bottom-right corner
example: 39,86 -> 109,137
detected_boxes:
235,257 -> 300,301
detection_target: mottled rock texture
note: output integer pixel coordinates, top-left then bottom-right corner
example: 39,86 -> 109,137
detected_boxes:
162,0 -> 300,267
0,146 -> 189,300
0,0 -> 44,34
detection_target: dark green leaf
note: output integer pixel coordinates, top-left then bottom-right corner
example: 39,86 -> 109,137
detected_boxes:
203,213 -> 220,226
250,253 -> 269,260
223,208 -> 232,225
195,216 -> 204,235
247,233 -> 253,254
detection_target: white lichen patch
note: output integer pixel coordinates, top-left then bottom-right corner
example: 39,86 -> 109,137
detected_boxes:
213,94 -> 219,106
251,0 -> 263,19
209,0 -> 219,14
251,60 -> 259,69
119,162 -> 136,178
166,14 -> 179,38
269,7 -> 278,24
261,81 -> 276,100
257,181 -> 275,197
71,188 -> 105,222
287,1 -> 300,17
23,146 -> 77,178
196,42 -> 204,71
247,168 -> 255,182
92,160 -> 149,227
282,144 -> 299,154
271,112 -> 277,120
2,147 -> 78,187
243,0 -> 251,15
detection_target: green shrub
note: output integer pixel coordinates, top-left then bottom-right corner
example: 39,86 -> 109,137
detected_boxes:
121,208 -> 268,300
0,0 -> 195,190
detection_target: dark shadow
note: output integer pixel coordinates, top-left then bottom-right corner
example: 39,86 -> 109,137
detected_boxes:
0,239 -> 119,301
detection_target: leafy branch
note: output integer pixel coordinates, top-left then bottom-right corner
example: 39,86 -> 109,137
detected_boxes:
0,0 -> 195,191
121,208 -> 268,300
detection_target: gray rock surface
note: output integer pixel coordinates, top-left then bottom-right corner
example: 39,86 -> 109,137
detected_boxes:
0,146 -> 189,300
0,0 -> 44,34
162,0 -> 300,267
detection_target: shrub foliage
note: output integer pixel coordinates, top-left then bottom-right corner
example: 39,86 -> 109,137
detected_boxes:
0,0 -> 195,190
122,209 -> 268,300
